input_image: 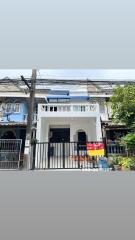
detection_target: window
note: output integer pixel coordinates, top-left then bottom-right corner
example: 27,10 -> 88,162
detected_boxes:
6,102 -> 12,113
48,98 -> 70,103
0,102 -> 2,111
49,98 -> 57,103
99,104 -> 105,113
0,102 -> 12,113
0,101 -> 20,113
58,98 -> 70,103
1,103 -> 6,112
13,102 -> 20,113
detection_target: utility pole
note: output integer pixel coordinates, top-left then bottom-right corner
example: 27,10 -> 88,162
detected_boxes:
22,69 -> 37,170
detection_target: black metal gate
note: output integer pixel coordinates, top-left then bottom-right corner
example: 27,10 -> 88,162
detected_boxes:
0,139 -> 22,169
32,142 -> 99,170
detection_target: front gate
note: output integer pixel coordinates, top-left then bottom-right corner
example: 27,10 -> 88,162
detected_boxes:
0,139 -> 22,169
32,142 -> 99,170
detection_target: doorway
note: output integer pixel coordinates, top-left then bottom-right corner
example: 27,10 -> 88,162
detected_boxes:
49,128 -> 70,143
1,130 -> 16,139
77,131 -> 87,150
78,131 -> 87,143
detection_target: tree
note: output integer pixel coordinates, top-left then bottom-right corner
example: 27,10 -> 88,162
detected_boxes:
110,84 -> 135,130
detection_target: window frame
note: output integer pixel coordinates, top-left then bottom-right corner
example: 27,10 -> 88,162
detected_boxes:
13,102 -> 21,113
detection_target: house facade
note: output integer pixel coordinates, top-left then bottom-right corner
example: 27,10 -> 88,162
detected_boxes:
0,78 -> 131,169
0,82 -> 129,146
36,86 -> 129,145
36,96 -> 103,143
0,97 -> 29,152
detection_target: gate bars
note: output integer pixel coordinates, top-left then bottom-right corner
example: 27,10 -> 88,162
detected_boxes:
32,142 -> 101,170
0,139 -> 22,169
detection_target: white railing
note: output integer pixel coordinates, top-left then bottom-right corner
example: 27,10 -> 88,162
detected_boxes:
40,104 -> 97,113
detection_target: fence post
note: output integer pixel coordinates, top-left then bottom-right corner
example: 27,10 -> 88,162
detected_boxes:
126,144 -> 129,157
103,137 -> 108,157
48,142 -> 50,169
31,142 -> 36,170
77,142 -> 80,169
63,142 -> 65,169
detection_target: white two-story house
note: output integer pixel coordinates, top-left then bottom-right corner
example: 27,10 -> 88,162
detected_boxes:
36,96 -> 102,144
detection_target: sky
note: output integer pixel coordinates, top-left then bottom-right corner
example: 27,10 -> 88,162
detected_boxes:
0,69 -> 135,80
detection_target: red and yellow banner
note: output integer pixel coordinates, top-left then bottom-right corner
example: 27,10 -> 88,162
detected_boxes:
87,143 -> 105,156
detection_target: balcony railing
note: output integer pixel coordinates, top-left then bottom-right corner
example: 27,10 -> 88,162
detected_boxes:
40,104 -> 98,113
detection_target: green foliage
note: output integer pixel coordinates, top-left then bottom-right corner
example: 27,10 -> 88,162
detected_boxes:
109,155 -> 135,170
110,84 -> 135,129
118,157 -> 135,170
118,157 -> 131,169
120,133 -> 135,150
129,157 -> 135,170
111,155 -> 123,165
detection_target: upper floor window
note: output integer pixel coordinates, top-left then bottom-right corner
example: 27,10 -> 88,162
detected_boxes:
13,102 -> 20,113
99,104 -> 105,113
0,102 -> 2,111
0,101 -> 20,114
6,102 -> 12,113
48,98 -> 70,103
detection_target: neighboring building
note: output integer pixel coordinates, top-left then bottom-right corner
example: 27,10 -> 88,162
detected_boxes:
86,82 -> 129,142
0,97 -> 28,152
0,84 -> 49,154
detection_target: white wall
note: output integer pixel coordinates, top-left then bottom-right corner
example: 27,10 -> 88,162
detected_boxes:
37,117 -> 100,142
70,118 -> 96,142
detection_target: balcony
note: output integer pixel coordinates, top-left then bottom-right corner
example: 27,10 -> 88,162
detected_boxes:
39,104 -> 99,118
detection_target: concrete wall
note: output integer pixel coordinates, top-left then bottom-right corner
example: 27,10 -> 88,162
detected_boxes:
37,117 -> 99,142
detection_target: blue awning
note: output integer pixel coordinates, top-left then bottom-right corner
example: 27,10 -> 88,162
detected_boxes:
46,95 -> 90,100
47,95 -> 70,99
70,96 -> 90,100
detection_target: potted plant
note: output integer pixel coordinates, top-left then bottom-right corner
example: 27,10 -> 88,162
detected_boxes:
110,155 -> 122,171
129,157 -> 135,170
118,157 -> 131,171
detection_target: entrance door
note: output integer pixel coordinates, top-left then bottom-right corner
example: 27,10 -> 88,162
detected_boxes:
78,131 -> 86,143
78,131 -> 86,151
49,128 -> 70,163
50,128 -> 70,143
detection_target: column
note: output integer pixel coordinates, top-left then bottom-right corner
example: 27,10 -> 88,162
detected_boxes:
96,116 -> 102,141
36,116 -> 42,141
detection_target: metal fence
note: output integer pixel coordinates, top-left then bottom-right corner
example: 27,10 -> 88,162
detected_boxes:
106,144 -> 126,155
0,139 -> 22,169
106,143 -> 135,156
32,141 -> 135,170
0,140 -> 134,170
32,142 -> 103,170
